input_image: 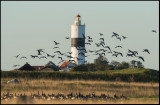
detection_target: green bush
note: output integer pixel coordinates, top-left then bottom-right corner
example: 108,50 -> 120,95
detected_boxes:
72,64 -> 88,72
115,61 -> 129,70
85,63 -> 96,71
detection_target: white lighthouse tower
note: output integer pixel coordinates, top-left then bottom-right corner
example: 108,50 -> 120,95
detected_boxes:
71,14 -> 85,65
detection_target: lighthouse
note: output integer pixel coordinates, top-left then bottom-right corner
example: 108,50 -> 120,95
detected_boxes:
71,14 -> 85,65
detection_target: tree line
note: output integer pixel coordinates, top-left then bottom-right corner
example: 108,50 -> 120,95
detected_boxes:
73,55 -> 144,72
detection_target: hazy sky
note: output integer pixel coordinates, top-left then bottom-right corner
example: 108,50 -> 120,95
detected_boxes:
1,1 -> 159,70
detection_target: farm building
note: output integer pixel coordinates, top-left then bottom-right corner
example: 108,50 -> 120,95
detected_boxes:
41,61 -> 59,71
59,61 -> 75,72
18,62 -> 35,71
18,61 -> 59,71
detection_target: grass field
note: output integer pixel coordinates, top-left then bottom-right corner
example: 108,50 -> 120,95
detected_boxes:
1,68 -> 159,104
1,79 -> 159,104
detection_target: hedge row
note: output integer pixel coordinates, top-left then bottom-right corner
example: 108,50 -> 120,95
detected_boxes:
1,70 -> 159,82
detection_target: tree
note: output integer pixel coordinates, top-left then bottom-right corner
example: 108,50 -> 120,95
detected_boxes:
115,61 -> 129,70
136,61 -> 144,68
85,63 -> 96,71
94,55 -> 109,71
110,61 -> 120,67
107,65 -> 115,70
73,64 -> 88,72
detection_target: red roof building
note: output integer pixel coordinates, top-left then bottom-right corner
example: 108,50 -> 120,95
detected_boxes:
59,61 -> 75,71
59,61 -> 71,69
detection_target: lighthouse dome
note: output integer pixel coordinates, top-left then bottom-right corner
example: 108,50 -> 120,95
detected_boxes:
76,14 -> 81,17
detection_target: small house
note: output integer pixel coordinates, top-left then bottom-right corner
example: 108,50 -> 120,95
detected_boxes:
59,61 -> 75,72
18,62 -> 35,71
41,61 -> 59,71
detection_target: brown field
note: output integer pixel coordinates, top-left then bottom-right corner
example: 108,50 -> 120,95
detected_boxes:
1,78 -> 159,104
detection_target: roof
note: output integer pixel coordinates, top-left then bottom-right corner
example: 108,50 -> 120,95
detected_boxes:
45,61 -> 56,66
32,66 -> 44,70
76,14 -> 81,17
41,61 -> 59,71
18,62 -> 35,71
59,61 -> 71,69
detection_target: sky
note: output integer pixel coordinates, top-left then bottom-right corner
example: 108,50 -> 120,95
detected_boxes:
1,1 -> 159,71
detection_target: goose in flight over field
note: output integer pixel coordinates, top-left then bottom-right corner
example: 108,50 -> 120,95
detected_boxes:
128,50 -> 138,57
115,46 -> 122,48
133,51 -> 138,55
53,47 -> 60,49
113,51 -> 119,54
88,39 -> 93,42
20,56 -> 27,59
107,51 -> 112,54
13,65 -> 20,67
37,49 -> 45,55
53,41 -> 60,45
88,50 -> 94,53
85,43 -> 91,45
126,53 -> 133,57
99,49 -> 107,52
143,49 -> 150,54
95,43 -> 100,47
152,30 -> 157,33
137,56 -> 145,62
128,49 -> 135,54
99,33 -> 103,36
30,55 -> 39,58
101,53 -> 105,56
117,52 -> 123,57
112,32 -> 119,37
67,52 -> 72,54
46,53 -> 51,57
87,36 -> 92,40
112,53 -> 118,57
50,55 -> 55,58
122,36 -> 127,39
99,38 -> 104,41
58,56 -> 63,60
65,37 -> 70,39
39,56 -> 47,59
117,37 -> 121,41
104,46 -> 111,51
14,54 -> 20,58
54,51 -> 64,55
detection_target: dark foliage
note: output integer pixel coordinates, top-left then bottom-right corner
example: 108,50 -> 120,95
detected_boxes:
73,64 -> 88,72
1,69 -> 159,82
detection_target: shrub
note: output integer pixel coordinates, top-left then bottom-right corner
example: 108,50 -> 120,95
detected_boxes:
73,64 -> 88,72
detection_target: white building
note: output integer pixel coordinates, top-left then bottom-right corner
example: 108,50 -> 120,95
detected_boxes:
71,14 -> 85,65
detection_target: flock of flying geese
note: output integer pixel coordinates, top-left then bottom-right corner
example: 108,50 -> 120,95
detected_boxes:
13,30 -> 157,67
1,91 -> 127,102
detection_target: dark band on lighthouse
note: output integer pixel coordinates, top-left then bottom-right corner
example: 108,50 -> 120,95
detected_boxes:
71,38 -> 85,47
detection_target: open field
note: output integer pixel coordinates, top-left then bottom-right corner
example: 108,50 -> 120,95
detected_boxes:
1,69 -> 159,104
1,78 -> 159,104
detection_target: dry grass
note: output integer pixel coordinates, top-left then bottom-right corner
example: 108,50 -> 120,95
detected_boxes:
1,78 -> 159,104
1,98 -> 159,104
